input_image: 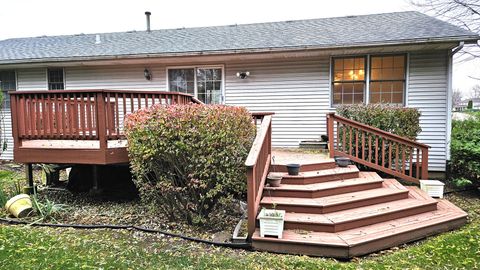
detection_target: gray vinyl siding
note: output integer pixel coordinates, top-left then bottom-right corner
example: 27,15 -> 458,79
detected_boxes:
225,58 -> 333,146
407,50 -> 449,172
0,108 -> 13,160
3,52 -> 450,172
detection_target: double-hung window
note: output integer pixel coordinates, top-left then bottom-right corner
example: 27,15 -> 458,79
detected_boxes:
332,57 -> 366,105
369,55 -> 406,104
47,68 -> 65,90
0,70 -> 16,108
332,54 -> 406,105
168,67 -> 223,104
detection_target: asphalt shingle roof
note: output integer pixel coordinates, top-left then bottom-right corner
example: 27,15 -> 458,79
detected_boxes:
0,11 -> 478,64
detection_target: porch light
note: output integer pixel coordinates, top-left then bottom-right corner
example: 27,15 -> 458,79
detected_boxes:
144,68 -> 152,80
236,71 -> 250,79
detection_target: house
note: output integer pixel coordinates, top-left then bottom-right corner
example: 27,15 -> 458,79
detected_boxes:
454,97 -> 480,111
0,11 -> 478,175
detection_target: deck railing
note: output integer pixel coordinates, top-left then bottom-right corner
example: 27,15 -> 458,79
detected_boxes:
10,89 -> 201,144
245,113 -> 273,238
327,113 -> 429,183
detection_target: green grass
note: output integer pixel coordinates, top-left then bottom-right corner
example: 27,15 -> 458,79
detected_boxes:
1,194 -> 479,270
0,169 -> 479,269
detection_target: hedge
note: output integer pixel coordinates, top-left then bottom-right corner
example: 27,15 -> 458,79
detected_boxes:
450,112 -> 480,187
336,104 -> 422,140
125,104 -> 256,225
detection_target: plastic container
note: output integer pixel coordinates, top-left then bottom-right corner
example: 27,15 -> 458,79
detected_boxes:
286,164 -> 301,175
5,194 -> 33,218
266,173 -> 282,187
336,157 -> 351,167
420,180 -> 445,198
258,208 -> 286,238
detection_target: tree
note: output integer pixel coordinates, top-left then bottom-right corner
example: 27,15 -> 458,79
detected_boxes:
471,84 -> 480,98
411,0 -> 479,61
467,100 -> 473,109
452,89 -> 463,108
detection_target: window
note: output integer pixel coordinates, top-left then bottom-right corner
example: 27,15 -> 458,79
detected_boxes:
47,68 -> 64,90
332,57 -> 366,105
0,70 -> 16,108
370,55 -> 406,104
168,67 -> 223,104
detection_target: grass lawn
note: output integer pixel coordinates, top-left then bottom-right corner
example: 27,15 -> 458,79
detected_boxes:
0,190 -> 478,270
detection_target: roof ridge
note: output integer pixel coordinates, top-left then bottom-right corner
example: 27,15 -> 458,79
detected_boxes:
0,10 -> 421,42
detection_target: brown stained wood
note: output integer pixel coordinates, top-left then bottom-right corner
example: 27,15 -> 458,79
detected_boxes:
79,94 -> 86,138
388,142 -> 392,170
361,131 -> 365,160
336,122 -> 340,153
375,136 -> 379,165
381,139 -> 385,167
409,147 -> 413,177
368,134 -> 372,162
86,94 -> 93,139
280,166 -> 360,185
349,127 -> 352,156
355,129 -> 359,158
342,125 -> 346,153
416,148 -> 420,179
115,93 -> 120,138
40,94 -> 46,137
401,147 -> 406,174
395,143 -> 399,172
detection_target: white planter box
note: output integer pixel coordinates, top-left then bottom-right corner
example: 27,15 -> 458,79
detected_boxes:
258,208 -> 285,238
420,180 -> 445,198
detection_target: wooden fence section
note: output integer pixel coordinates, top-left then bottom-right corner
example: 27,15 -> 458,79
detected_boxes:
245,114 -> 273,238
327,113 -> 429,183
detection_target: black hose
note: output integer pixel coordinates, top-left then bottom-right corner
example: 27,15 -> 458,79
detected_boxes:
0,217 -> 251,249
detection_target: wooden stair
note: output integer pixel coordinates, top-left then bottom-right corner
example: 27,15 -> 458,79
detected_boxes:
252,162 -> 468,258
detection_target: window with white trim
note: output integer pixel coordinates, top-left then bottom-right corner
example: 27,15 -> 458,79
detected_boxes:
168,67 -> 223,104
332,57 -> 366,105
0,70 -> 16,108
332,54 -> 407,106
369,55 -> 406,104
47,68 -> 65,90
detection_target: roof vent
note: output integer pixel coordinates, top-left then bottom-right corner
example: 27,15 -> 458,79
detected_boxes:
95,34 -> 101,44
145,11 -> 151,32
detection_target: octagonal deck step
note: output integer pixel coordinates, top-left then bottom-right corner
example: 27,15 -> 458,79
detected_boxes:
264,172 -> 383,198
252,200 -> 467,258
272,159 -> 337,173
261,180 -> 409,214
283,188 -> 438,232
279,165 -> 360,185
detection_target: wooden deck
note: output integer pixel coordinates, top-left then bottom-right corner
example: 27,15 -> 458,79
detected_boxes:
10,90 -> 201,164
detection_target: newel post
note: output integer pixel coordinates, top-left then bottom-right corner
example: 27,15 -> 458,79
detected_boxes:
327,113 -> 335,158
96,92 -> 107,150
246,167 -> 256,238
421,148 -> 429,179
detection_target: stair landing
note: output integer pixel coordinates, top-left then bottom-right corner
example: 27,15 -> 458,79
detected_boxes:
252,161 -> 467,258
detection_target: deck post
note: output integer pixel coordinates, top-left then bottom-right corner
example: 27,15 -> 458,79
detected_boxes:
25,163 -> 34,194
91,165 -> 100,193
327,113 -> 335,158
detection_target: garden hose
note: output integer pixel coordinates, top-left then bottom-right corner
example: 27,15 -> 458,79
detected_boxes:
0,217 -> 251,249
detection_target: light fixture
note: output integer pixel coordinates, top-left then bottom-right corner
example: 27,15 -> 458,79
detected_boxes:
144,68 -> 152,80
236,71 -> 250,79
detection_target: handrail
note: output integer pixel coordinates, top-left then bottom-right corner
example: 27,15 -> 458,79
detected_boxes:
327,113 -> 429,183
10,89 -> 201,144
245,114 -> 273,238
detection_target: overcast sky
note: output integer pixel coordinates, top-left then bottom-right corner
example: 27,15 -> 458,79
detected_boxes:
0,0 -> 478,96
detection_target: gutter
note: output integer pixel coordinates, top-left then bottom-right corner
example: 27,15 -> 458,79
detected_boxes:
446,41 -> 465,161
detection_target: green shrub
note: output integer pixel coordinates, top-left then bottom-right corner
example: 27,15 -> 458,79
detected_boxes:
450,112 -> 480,187
336,104 -> 422,140
125,104 -> 256,225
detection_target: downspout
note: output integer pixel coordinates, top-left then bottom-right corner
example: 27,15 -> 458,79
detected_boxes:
446,41 -> 464,162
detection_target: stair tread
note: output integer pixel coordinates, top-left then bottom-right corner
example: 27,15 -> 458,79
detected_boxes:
280,165 -> 358,179
252,200 -> 466,246
274,158 -> 336,166
264,172 -> 382,192
261,186 -> 408,208
284,197 -> 437,225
